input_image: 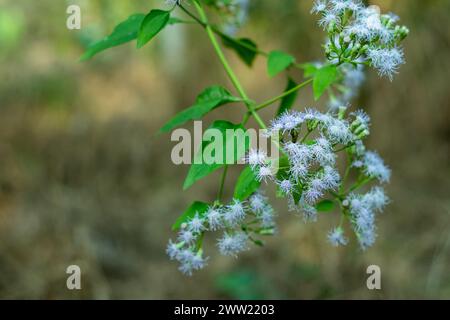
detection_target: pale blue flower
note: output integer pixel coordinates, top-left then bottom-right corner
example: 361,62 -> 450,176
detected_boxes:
166,240 -> 181,260
246,149 -> 268,169
188,212 -> 205,233
256,165 -> 275,183
363,151 -> 391,183
328,227 -> 348,246
277,179 -> 295,194
367,47 -> 405,80
249,192 -> 268,214
217,232 -> 249,256
311,0 -> 328,14
205,207 -> 223,231
178,230 -> 196,244
223,199 -> 247,226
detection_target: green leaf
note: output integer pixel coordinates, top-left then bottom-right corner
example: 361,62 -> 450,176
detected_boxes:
292,190 -> 302,205
222,37 -> 258,67
80,14 -> 145,61
183,121 -> 250,190
313,64 -> 338,101
234,166 -> 261,201
275,156 -> 290,180
316,199 -> 335,212
267,51 -> 295,77
276,77 -> 298,116
300,63 -> 319,78
252,239 -> 265,247
168,17 -> 185,25
172,201 -> 209,231
137,9 -> 170,49
159,86 -> 240,133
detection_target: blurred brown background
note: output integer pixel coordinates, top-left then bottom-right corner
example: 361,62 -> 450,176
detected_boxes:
0,0 -> 449,299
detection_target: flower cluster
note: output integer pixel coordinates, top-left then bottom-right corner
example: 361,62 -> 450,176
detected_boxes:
162,0 -> 403,276
312,0 -> 409,80
166,194 -> 276,275
247,106 -> 390,249
345,186 -> 389,249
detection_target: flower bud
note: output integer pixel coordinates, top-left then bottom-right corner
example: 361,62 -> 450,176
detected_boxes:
338,106 -> 347,120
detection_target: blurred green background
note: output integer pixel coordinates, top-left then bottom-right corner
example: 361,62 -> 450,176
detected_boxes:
0,0 -> 449,299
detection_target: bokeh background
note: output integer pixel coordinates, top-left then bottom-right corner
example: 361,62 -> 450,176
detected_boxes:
0,0 -> 449,299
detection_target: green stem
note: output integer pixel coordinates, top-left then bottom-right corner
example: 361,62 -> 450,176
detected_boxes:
254,78 -> 313,111
339,153 -> 352,195
179,4 -> 268,57
193,0 -> 266,129
195,232 -> 205,251
217,165 -> 229,201
300,129 -> 313,143
347,177 -> 373,193
334,143 -> 355,153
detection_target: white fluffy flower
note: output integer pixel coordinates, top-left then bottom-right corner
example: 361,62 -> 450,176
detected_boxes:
249,192 -> 268,214
320,115 -> 354,145
312,137 -> 336,166
322,165 -> 341,190
256,165 -> 275,182
303,182 -> 324,205
367,47 -> 405,80
178,251 -> 208,276
346,191 -> 381,250
217,232 -> 249,256
363,151 -> 391,183
363,187 -> 389,212
311,0 -> 327,14
277,179 -> 295,194
290,160 -> 309,180
318,12 -> 340,29
178,230 -> 196,244
188,213 -> 205,233
223,199 -> 247,226
258,206 -> 276,228
269,111 -> 304,134
330,0 -> 362,14
205,207 -> 223,231
327,227 -> 349,246
166,240 -> 181,260
246,149 -> 268,169
190,253 -> 208,270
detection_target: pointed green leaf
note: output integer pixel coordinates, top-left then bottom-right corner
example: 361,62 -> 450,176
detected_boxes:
267,51 -> 295,77
276,77 -> 298,116
168,17 -> 186,25
159,86 -> 240,133
137,9 -> 170,49
80,14 -> 145,61
313,64 -> 338,101
234,166 -> 261,201
172,201 -> 209,231
300,62 -> 319,78
183,121 -> 250,190
316,199 -> 335,212
222,37 -> 258,67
